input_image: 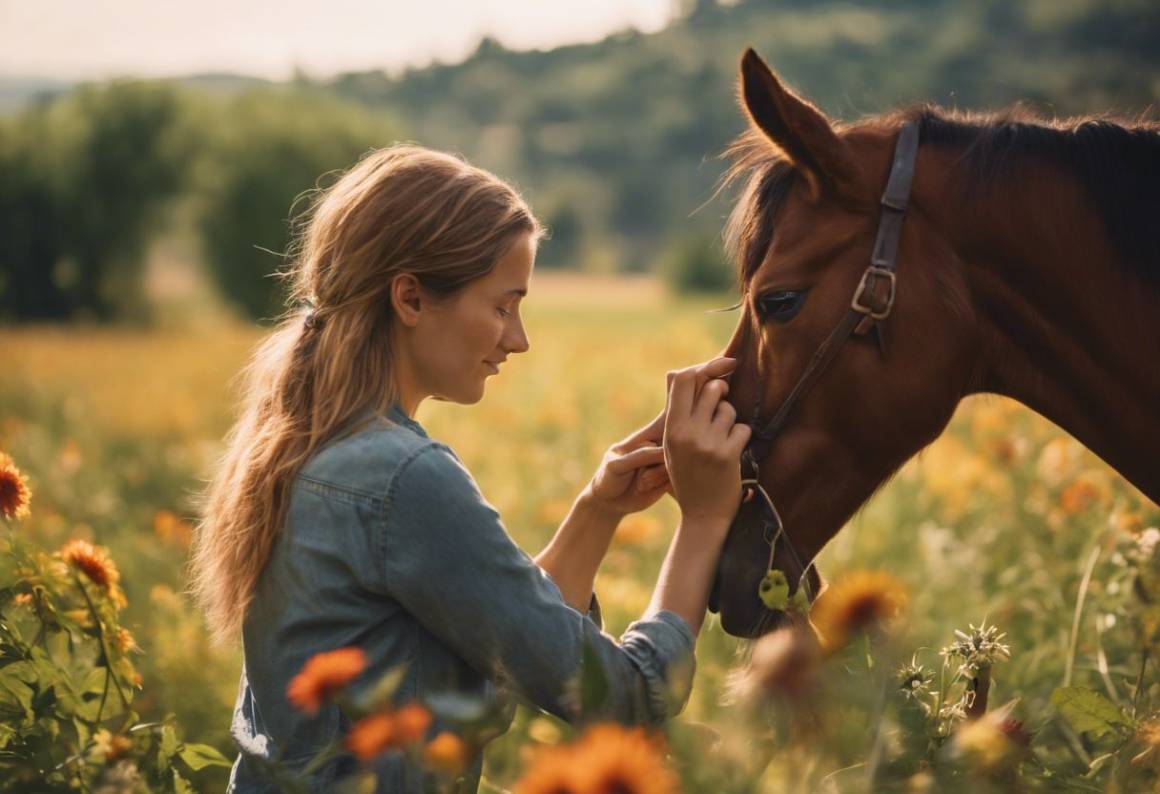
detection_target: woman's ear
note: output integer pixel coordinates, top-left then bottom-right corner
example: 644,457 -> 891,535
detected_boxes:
391,273 -> 424,328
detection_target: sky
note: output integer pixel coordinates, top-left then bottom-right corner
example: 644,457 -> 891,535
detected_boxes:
0,0 -> 678,81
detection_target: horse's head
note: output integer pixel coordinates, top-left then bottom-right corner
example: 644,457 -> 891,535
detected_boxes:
711,50 -> 980,638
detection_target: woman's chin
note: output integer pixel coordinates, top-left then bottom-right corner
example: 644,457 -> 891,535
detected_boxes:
463,381 -> 488,404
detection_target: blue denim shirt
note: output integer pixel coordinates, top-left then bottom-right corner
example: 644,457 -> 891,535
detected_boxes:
227,403 -> 697,793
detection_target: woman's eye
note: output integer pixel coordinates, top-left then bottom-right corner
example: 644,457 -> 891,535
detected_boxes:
497,307 -> 511,318
757,290 -> 809,323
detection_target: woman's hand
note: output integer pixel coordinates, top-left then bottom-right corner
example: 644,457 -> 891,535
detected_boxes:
582,357 -> 743,518
582,408 -> 672,518
663,356 -> 750,533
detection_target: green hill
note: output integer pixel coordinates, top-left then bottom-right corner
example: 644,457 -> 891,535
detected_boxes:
317,0 -> 1160,271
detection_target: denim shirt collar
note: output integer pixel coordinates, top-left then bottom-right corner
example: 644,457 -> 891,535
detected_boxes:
386,401 -> 428,439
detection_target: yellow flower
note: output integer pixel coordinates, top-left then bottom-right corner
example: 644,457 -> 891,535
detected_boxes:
0,452 -> 32,520
286,647 -> 367,715
58,539 -> 121,591
514,723 -> 680,794
424,732 -> 469,776
810,570 -> 908,651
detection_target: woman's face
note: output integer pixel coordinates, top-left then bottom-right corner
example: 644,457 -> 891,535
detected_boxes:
411,231 -> 534,406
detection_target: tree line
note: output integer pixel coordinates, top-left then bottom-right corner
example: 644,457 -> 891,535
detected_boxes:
2,0 -> 1157,323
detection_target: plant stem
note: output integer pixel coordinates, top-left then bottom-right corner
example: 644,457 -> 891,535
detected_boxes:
1063,546 -> 1100,689
1132,648 -> 1150,720
74,574 -> 131,714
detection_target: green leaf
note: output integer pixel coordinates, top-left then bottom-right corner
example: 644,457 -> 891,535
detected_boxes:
1050,686 -> 1135,738
177,742 -> 232,771
357,663 -> 407,711
0,662 -> 36,717
156,721 -> 179,773
580,636 -> 609,715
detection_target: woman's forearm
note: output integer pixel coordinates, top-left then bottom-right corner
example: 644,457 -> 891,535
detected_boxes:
533,487 -> 623,613
645,518 -> 730,638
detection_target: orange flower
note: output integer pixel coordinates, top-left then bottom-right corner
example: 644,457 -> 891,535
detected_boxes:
515,723 -> 679,794
114,627 -> 138,654
346,712 -> 397,761
393,702 -> 433,744
810,570 -> 908,651
12,592 -> 34,608
514,743 -> 586,794
581,724 -> 679,794
286,647 -> 367,714
58,539 -> 121,591
0,452 -> 32,520
344,702 -> 433,762
424,732 -> 469,776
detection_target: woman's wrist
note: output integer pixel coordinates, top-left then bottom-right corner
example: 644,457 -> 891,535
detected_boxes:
646,515 -> 733,636
576,481 -> 629,524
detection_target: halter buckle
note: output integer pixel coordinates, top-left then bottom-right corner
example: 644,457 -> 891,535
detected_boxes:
852,266 -> 896,320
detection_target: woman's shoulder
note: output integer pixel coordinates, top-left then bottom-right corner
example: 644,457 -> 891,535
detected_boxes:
296,406 -> 449,504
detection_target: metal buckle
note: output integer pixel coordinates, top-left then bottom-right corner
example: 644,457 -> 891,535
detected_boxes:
851,266 -> 896,320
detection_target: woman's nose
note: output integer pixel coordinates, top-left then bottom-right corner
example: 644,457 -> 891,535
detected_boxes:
507,319 -> 530,354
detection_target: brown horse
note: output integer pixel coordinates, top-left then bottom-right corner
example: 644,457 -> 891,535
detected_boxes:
710,48 -> 1160,639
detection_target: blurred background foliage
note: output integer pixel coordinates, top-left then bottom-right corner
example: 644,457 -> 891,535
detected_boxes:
2,1 -> 1160,790
2,0 -> 1159,322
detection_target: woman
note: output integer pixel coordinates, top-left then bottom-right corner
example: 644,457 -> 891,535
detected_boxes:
191,144 -> 751,793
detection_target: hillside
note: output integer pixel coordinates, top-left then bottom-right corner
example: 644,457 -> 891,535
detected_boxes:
319,0 -> 1160,270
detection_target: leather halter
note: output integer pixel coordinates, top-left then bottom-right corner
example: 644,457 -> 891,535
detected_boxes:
733,121 -> 921,604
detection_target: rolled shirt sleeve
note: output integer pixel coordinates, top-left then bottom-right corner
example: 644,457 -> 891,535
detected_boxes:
378,442 -> 696,727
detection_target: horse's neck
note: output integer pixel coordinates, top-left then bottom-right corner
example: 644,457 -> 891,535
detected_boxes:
947,161 -> 1160,502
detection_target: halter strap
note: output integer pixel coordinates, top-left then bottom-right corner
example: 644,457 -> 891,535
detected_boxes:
734,121 -> 921,605
746,121 -> 920,463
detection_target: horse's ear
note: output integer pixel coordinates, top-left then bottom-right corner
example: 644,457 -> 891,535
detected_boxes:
739,48 -> 866,202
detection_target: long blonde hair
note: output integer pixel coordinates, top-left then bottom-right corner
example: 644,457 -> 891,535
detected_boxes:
190,144 -> 543,646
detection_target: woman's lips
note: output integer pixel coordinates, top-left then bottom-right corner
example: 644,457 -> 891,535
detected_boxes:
484,361 -> 499,373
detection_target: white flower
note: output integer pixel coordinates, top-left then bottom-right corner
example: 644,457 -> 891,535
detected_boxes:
941,621 -> 1012,679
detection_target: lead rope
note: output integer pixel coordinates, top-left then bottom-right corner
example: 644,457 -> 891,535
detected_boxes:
742,455 -> 817,604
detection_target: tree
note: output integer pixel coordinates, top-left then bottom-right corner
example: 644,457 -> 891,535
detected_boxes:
195,89 -> 397,321
0,82 -> 192,322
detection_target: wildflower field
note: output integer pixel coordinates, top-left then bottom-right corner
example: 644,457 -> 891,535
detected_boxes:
1,274 -> 1158,792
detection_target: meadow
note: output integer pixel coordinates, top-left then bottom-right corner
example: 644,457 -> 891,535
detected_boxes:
1,273 -> 1157,792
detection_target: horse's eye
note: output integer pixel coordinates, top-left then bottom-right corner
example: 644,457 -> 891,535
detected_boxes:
757,290 -> 809,322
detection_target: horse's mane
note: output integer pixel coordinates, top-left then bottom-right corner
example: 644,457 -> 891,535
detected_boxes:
721,103 -> 1160,287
